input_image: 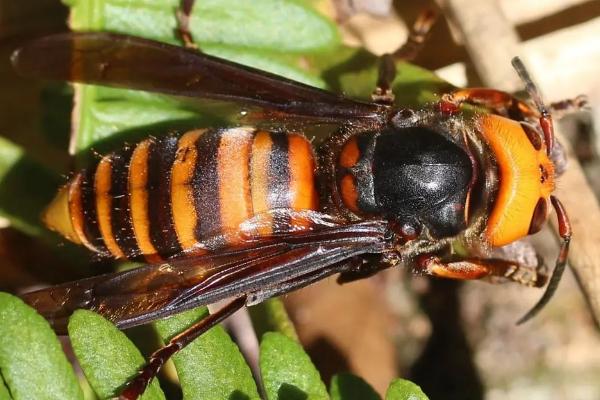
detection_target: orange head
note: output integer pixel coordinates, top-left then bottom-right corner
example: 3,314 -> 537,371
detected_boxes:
479,57 -> 572,325
479,114 -> 555,247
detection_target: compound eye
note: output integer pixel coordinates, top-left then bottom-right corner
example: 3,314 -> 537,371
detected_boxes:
528,197 -> 548,234
520,122 -> 543,151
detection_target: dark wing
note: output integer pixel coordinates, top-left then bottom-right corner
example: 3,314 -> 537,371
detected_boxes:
21,219 -> 388,334
12,32 -> 388,124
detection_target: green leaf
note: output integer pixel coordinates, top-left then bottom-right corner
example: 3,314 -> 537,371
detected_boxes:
260,332 -> 329,400
0,377 -> 10,400
73,85 -> 208,155
0,136 -> 97,270
67,0 -> 339,52
154,306 -> 260,400
330,373 -> 380,400
68,310 -> 165,400
311,47 -> 452,106
0,137 -> 62,237
248,298 -> 298,342
188,0 -> 339,52
202,45 -> 326,88
391,63 -> 453,106
0,292 -> 83,400
78,376 -> 99,400
385,379 -> 428,400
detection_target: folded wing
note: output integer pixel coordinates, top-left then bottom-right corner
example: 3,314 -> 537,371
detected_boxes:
12,32 -> 388,124
22,218 -> 388,333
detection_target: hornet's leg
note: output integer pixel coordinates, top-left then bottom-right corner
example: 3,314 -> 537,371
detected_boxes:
336,253 -> 400,284
517,196 -> 571,324
119,296 -> 247,400
441,58 -> 587,156
549,95 -> 589,118
371,9 -> 438,105
371,54 -> 397,105
392,9 -> 438,62
439,87 -> 539,120
176,0 -> 199,49
416,254 -> 548,288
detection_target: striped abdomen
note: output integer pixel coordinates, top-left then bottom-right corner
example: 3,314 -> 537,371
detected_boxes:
43,128 -> 319,261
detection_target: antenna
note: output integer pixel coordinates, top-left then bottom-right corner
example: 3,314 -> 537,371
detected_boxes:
511,57 -> 554,155
517,196 -> 572,324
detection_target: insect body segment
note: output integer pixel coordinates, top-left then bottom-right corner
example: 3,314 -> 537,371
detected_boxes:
479,115 -> 555,246
44,128 -> 319,261
337,126 -> 474,239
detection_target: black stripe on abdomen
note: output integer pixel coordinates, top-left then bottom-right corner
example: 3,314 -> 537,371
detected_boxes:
147,136 -> 183,258
109,147 -> 139,258
193,129 -> 223,242
267,132 -> 291,232
80,166 -> 109,255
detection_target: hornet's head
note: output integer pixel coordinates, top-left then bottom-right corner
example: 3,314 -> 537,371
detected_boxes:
482,57 -> 572,324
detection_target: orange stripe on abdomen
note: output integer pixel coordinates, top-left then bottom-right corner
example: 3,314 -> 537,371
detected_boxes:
171,130 -> 205,252
250,131 -> 273,236
287,133 -> 319,229
95,156 -> 125,258
218,127 -> 254,244
288,133 -> 318,211
68,173 -> 95,251
129,139 -> 161,263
